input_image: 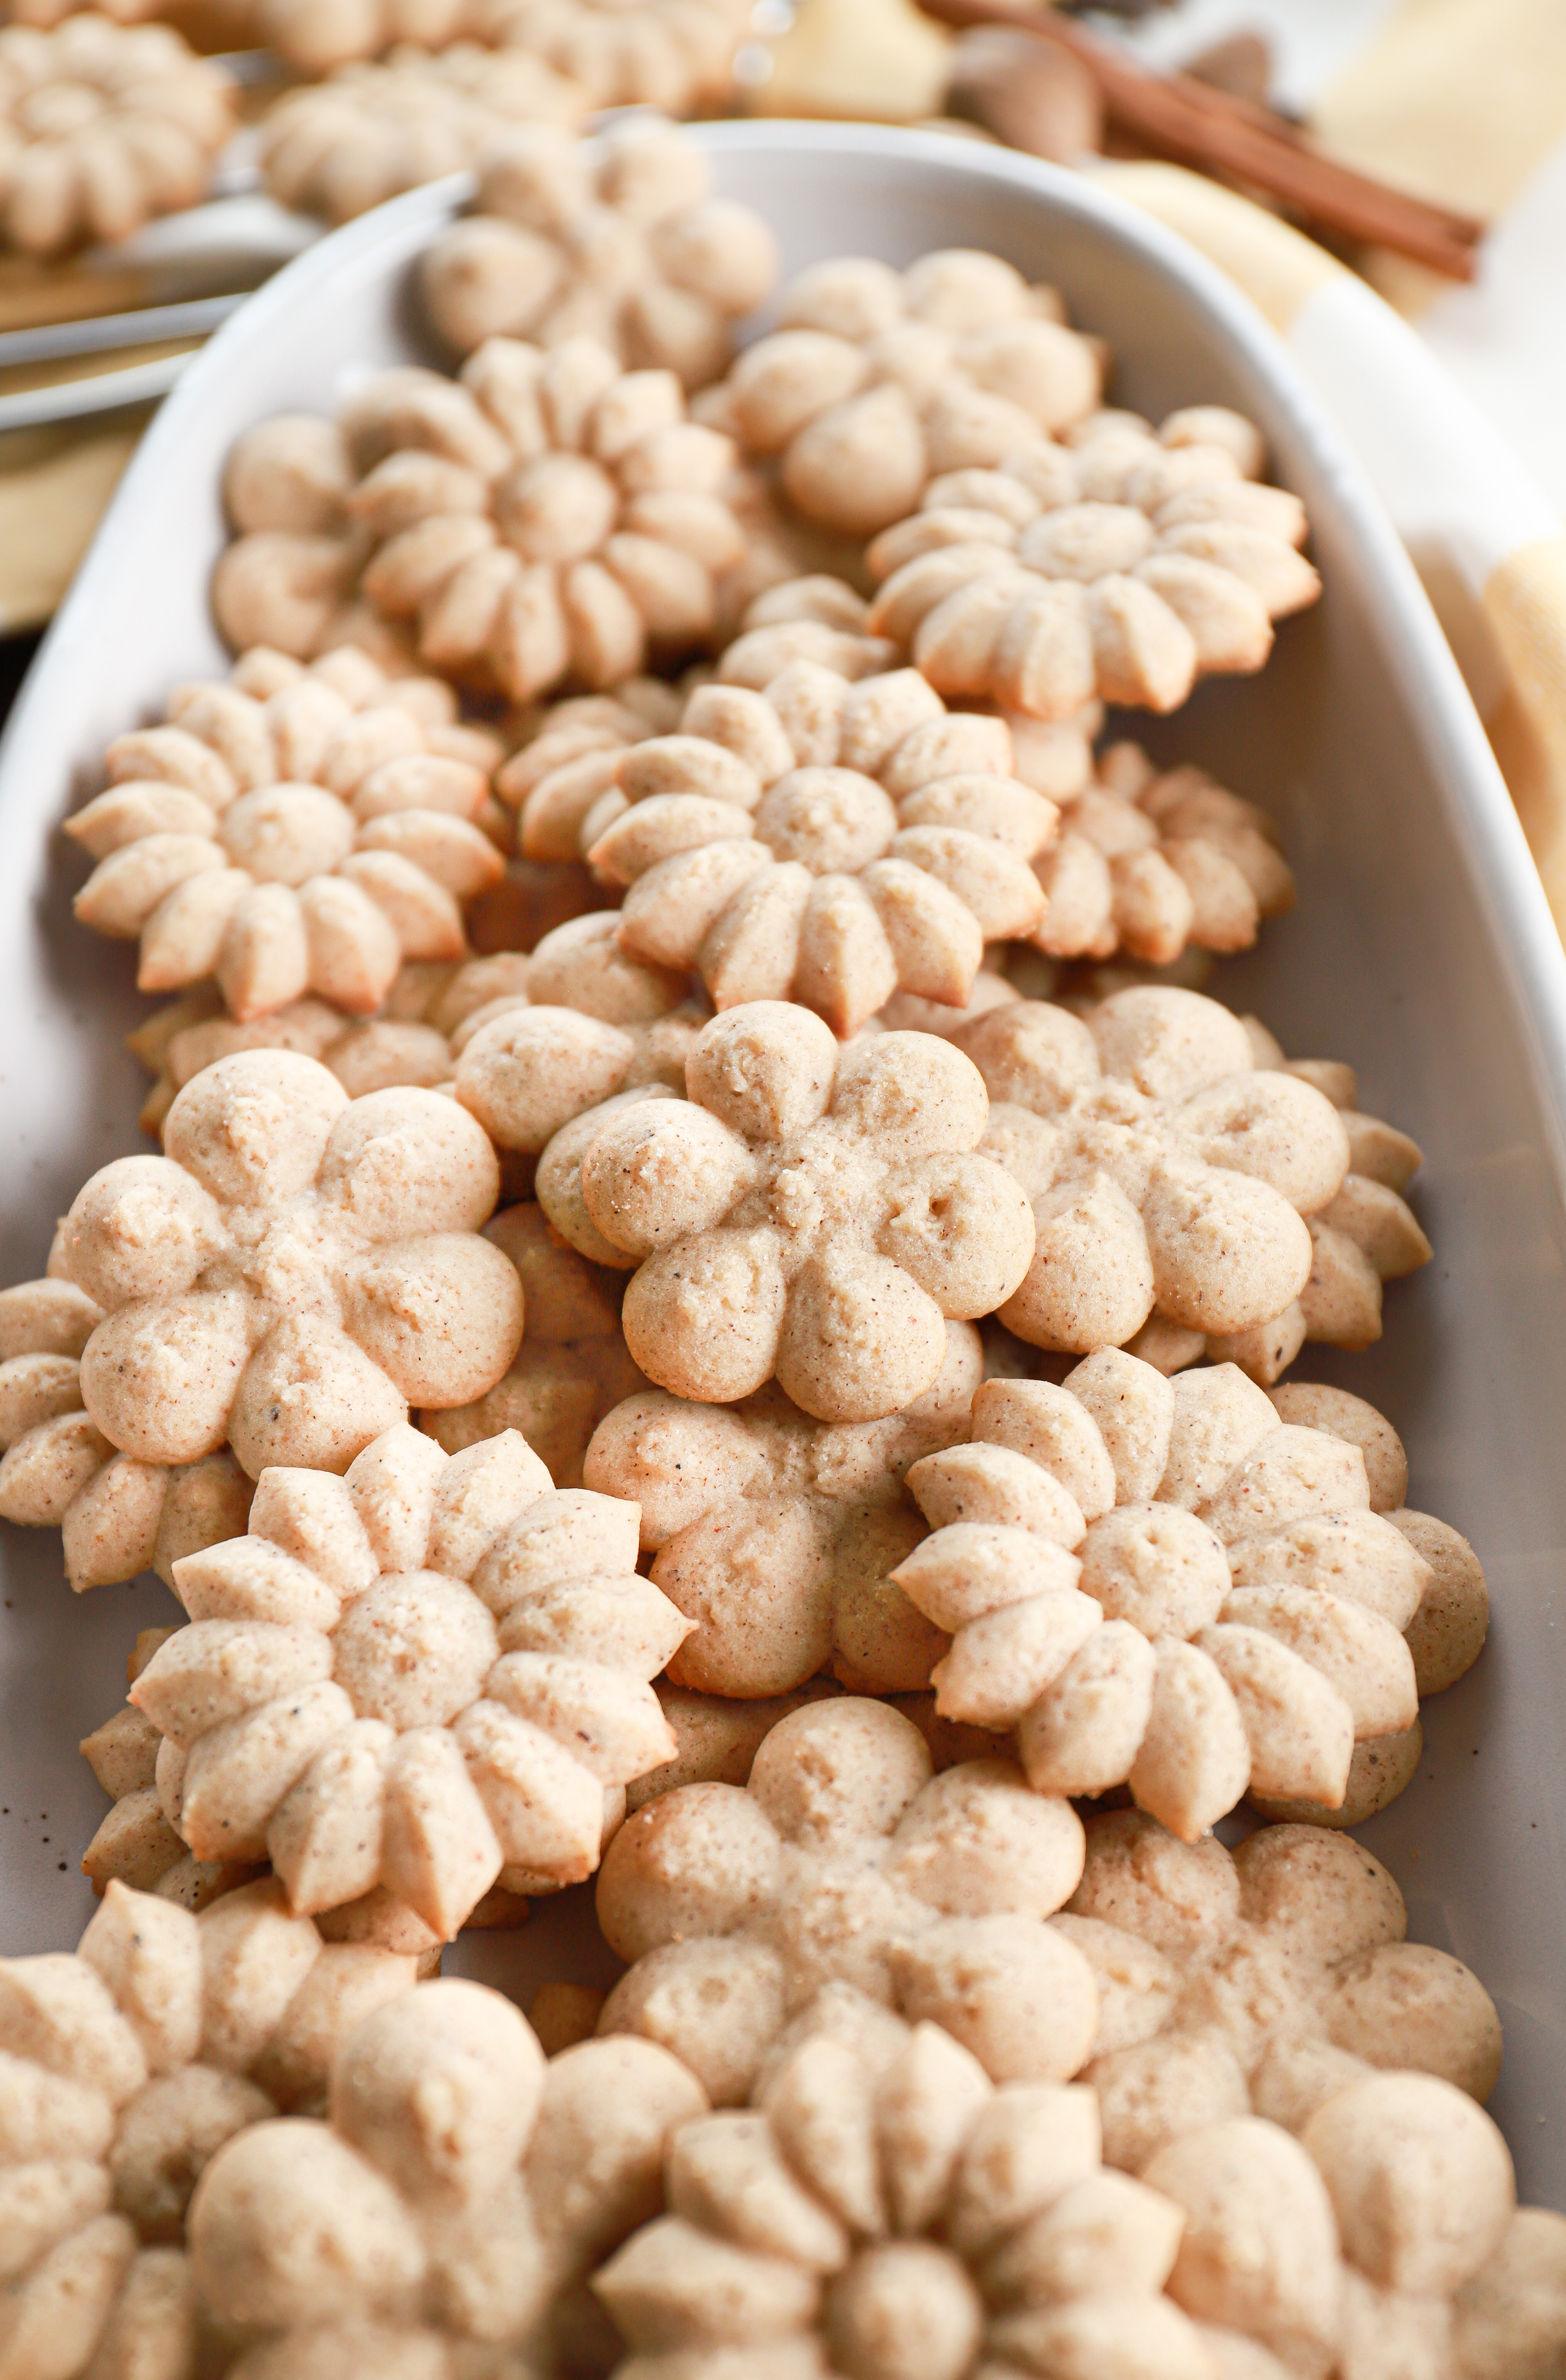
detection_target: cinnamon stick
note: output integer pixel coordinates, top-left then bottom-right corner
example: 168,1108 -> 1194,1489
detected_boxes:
915,0 -> 1485,281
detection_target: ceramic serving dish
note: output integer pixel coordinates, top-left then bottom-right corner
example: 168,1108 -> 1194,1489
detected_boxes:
3,123 -> 1566,2199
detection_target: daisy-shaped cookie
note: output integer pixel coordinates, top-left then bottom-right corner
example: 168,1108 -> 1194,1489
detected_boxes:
188,1977 -> 708,2369
0,1874 -> 415,2380
577,660 -> 1062,1039
596,2005 -> 1215,2380
128,1421 -> 687,1938
526,1001 -> 1035,1421
0,1264 -> 257,1592
67,643 -> 505,1024
966,987 -> 1429,1372
213,412 -> 408,667
0,1051 -> 522,1587
0,16 -> 233,257
420,111 -> 777,378
1029,739 -> 1295,966
347,335 -> 749,702
597,1696 -> 1097,2107
257,42 -> 589,228
582,1321 -> 981,1699
704,249 -> 1103,540
895,1356 -> 1485,1837
864,405 -> 1321,720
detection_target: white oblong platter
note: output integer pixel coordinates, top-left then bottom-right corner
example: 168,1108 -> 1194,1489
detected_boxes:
3,123 -> 1566,2201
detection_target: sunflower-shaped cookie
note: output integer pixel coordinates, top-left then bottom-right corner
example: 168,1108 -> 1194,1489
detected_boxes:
257,42 -> 589,227
525,1001 -> 1035,1421
704,249 -> 1103,540
343,335 -> 752,703
0,15 -> 233,257
188,1977 -> 707,2368
967,988 -> 1430,1372
596,2006 -> 1214,2380
0,1051 -> 522,1590
420,112 -> 777,378
574,661 -> 1064,1038
863,404 -> 1321,719
0,1874 -> 415,2380
597,1696 -> 1097,2107
896,1356 -> 1485,1837
582,1321 -> 980,1699
67,644 -> 505,1024
128,1421 -> 687,1937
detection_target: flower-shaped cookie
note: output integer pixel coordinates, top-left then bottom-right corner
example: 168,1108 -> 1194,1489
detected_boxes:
706,249 -> 1103,540
54,1049 -> 522,1483
347,335 -> 750,702
596,2004 -> 1216,2380
577,661 -> 1065,1039
188,1976 -> 708,2367
895,1355 -> 1485,1837
1064,1815 -> 1504,2170
0,1263 -> 257,1592
526,1001 -> 1036,1421
420,111 -> 776,379
965,987 -> 1430,1370
257,41 -> 588,227
864,404 -> 1321,719
128,1420 -> 687,1938
0,16 -> 233,257
213,414 -> 405,666
67,643 -> 505,1024
596,1696 -> 1097,2107
1059,1815 -> 1545,2377
1031,738 -> 1295,966
0,1873 -> 415,2380
582,1321 -> 981,1699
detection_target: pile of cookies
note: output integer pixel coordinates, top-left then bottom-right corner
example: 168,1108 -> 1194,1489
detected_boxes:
0,1 -> 775,264
2,119 -> 1559,2380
